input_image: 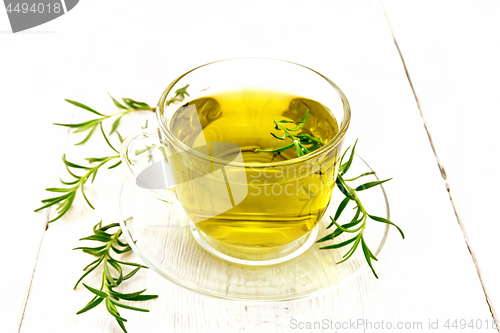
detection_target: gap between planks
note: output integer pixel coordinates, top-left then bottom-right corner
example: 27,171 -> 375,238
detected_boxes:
17,128 -> 73,333
379,0 -> 499,328
16,210 -> 51,333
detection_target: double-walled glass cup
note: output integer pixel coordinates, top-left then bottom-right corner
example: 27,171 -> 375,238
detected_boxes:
121,58 -> 350,265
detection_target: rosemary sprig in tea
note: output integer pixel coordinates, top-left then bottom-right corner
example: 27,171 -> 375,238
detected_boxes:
74,220 -> 157,333
255,110 -> 323,157
257,113 -> 404,278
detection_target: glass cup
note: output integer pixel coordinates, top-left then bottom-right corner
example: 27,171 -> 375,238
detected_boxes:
121,58 -> 350,265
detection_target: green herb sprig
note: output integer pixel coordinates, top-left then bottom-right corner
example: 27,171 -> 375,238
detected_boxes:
55,96 -> 153,146
166,84 -> 190,105
35,85 -> 189,223
316,140 -> 405,278
34,124 -> 122,223
257,112 -> 404,278
55,84 -> 189,145
255,110 -> 324,157
74,220 -> 157,333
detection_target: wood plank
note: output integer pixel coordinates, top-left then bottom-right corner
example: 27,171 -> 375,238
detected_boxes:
14,0 -> 496,332
0,28 -> 93,333
381,0 -> 500,319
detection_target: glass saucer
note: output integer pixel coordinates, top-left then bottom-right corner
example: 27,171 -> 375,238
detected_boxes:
118,154 -> 390,302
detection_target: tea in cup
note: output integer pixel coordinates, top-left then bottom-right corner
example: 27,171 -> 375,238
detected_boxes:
121,58 -> 350,264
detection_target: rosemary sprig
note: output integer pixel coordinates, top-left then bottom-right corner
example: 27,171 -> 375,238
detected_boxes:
55,84 -> 189,145
34,124 -> 122,222
167,84 -> 190,105
55,96 -> 153,146
256,113 -> 404,278
35,85 -> 190,223
316,140 -> 405,278
74,220 -> 157,333
255,110 -> 323,157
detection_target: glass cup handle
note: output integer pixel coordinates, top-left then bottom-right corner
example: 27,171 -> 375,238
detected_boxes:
120,128 -> 176,203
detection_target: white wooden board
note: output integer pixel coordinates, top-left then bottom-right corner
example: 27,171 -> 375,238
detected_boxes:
0,27 -> 93,333
0,0 -> 496,332
382,0 -> 500,319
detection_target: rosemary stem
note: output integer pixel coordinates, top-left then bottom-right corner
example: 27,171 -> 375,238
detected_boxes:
337,174 -> 368,237
80,156 -> 119,184
110,107 -> 156,118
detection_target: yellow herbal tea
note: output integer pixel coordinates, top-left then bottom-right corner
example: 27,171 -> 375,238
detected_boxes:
168,89 -> 340,249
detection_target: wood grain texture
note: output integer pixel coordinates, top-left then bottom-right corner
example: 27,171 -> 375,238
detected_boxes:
382,0 -> 500,320
0,0 -> 495,332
